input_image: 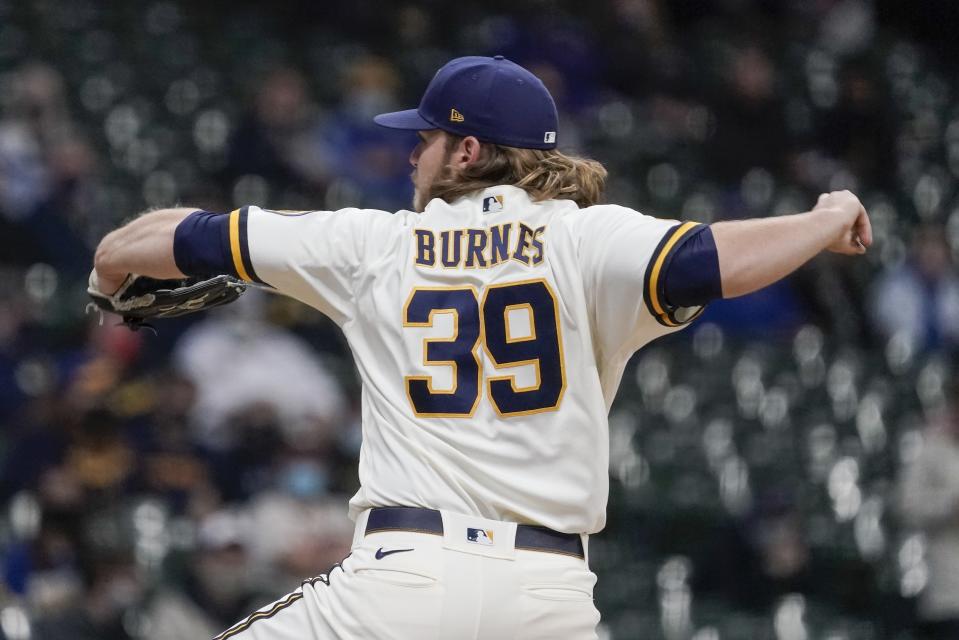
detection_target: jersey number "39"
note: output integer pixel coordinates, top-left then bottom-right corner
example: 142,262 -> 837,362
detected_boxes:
403,279 -> 566,417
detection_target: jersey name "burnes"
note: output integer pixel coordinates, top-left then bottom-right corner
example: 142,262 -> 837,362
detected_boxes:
414,223 -> 546,269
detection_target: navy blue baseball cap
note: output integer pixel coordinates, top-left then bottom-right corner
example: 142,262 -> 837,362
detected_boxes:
374,55 -> 559,150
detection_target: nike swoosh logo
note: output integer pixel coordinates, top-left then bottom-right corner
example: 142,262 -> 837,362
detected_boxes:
375,547 -> 414,560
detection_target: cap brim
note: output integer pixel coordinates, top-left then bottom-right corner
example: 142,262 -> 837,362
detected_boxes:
373,108 -> 436,131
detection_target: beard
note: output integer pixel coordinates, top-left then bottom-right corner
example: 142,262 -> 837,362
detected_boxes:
412,146 -> 457,212
412,177 -> 428,213
414,164 -> 456,212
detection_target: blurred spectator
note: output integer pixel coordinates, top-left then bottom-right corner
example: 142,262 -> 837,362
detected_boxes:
63,408 -> 135,499
222,67 -> 327,205
897,388 -> 959,638
705,45 -> 788,186
142,510 -> 257,639
1,393 -> 69,503
31,509 -> 145,640
172,291 -> 347,450
208,403 -> 286,503
313,55 -> 413,210
816,60 -> 895,189
242,492 -> 354,592
127,371 -> 217,515
603,0 -> 678,92
0,63 -> 71,221
0,62 -> 98,271
697,491 -> 813,611
818,0 -> 876,57
870,225 -> 959,353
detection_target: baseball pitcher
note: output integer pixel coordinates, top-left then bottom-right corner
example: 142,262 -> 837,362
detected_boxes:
91,56 -> 872,639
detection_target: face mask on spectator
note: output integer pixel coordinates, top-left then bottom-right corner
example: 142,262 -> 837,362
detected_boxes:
278,460 -> 329,499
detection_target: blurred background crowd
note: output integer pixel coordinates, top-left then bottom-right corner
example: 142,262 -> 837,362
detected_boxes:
1,0 -> 959,638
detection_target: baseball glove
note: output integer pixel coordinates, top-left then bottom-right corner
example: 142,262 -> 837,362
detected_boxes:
87,270 -> 247,331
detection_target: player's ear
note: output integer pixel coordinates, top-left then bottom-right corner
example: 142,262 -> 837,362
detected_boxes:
452,136 -> 483,169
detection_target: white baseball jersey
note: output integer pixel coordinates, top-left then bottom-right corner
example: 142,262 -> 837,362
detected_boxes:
228,184 -> 703,534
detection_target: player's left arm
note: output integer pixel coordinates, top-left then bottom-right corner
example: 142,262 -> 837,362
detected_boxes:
710,190 -> 871,298
661,190 -> 871,307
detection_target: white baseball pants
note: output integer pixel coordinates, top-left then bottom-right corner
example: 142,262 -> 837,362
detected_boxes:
213,509 -> 600,640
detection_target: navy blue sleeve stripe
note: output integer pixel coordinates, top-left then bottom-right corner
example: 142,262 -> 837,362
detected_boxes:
218,211 -> 234,276
661,225 -> 722,308
174,210 -> 239,279
642,222 -> 710,327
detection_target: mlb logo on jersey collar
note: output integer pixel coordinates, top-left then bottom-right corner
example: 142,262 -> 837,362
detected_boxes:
483,195 -> 504,212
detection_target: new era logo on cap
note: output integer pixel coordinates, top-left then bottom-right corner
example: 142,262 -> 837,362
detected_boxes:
544,131 -> 556,143
450,108 -> 464,123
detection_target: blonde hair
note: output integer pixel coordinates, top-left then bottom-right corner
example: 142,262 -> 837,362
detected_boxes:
428,135 -> 608,208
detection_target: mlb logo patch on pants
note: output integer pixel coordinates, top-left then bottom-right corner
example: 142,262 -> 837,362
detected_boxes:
441,511 -> 516,560
467,528 -> 495,546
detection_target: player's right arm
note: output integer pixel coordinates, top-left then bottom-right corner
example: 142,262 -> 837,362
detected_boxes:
94,208 -> 195,294
94,206 -> 389,325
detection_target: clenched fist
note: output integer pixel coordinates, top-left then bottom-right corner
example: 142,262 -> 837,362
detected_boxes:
814,190 -> 873,256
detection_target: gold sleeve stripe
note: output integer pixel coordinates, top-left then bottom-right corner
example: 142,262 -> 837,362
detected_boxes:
228,209 -> 253,282
647,221 -> 701,324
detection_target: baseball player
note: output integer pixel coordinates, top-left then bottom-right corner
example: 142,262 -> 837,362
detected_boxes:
91,56 -> 872,639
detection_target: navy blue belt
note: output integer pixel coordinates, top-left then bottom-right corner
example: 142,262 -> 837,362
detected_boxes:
365,507 -> 585,560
